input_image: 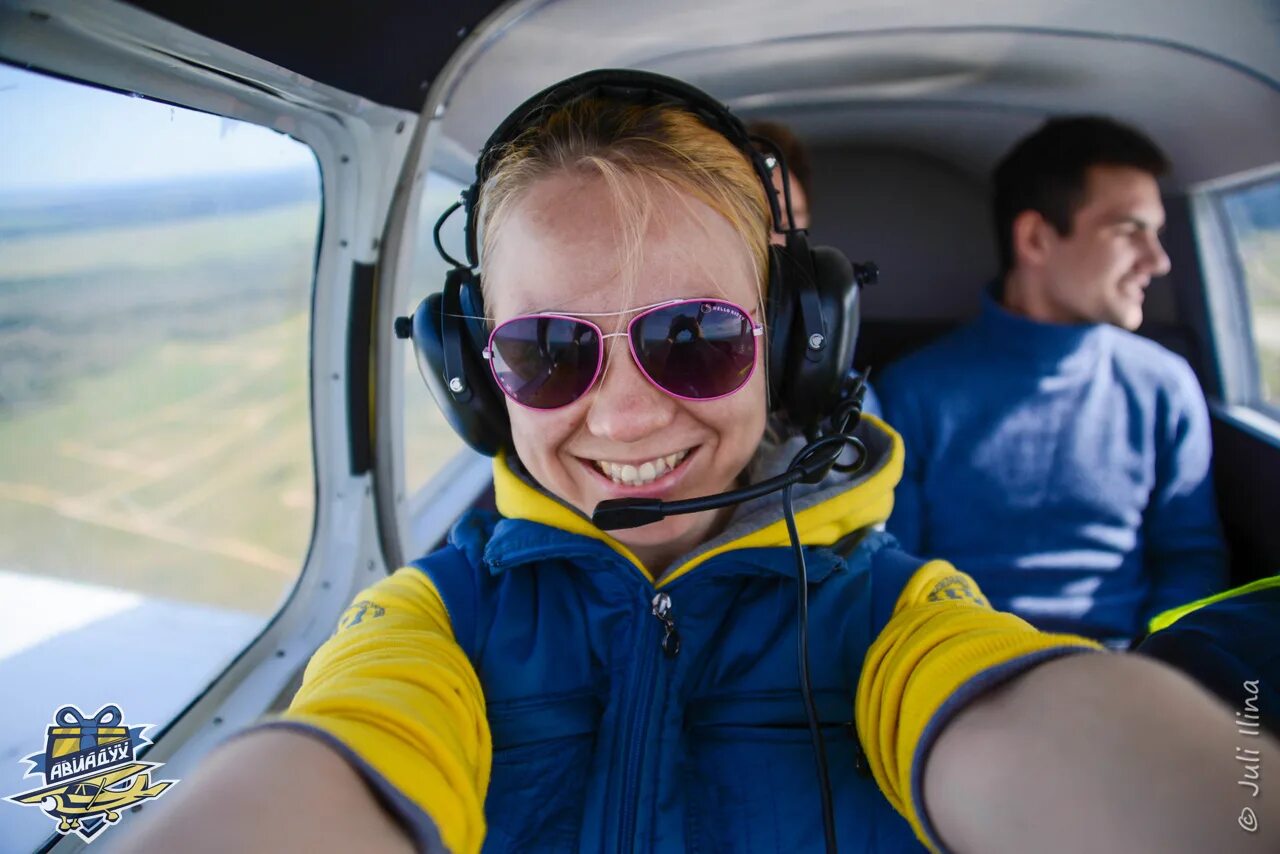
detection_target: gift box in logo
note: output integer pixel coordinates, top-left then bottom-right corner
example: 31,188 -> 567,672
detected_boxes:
45,705 -> 132,780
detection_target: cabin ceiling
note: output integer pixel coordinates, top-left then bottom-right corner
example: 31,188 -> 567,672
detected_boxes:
126,0 -> 509,111
127,0 -> 1280,187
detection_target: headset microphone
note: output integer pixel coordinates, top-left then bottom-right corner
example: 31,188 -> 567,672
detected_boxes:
592,432 -> 849,531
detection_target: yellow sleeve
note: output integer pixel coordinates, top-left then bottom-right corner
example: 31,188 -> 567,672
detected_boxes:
855,560 -> 1102,851
281,567 -> 490,854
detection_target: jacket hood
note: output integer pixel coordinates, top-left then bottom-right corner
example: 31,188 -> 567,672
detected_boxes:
491,414 -> 905,584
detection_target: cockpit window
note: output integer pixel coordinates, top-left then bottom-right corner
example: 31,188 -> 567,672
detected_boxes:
1218,176 -> 1280,412
0,64 -> 320,847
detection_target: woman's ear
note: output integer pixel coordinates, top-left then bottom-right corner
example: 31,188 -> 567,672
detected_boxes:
1010,209 -> 1053,269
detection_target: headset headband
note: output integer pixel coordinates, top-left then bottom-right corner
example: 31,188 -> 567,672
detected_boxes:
462,68 -> 787,268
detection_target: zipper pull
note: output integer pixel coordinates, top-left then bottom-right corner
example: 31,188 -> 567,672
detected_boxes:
651,592 -> 680,657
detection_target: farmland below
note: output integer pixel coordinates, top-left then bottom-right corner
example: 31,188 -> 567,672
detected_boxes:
0,170 -> 319,614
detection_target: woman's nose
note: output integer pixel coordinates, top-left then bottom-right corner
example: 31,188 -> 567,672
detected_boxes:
584,338 -> 676,443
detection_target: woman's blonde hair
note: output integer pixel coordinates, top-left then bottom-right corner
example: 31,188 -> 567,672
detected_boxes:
478,97 -> 771,303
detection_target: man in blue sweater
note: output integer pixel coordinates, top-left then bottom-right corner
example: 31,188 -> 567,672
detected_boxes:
878,117 -> 1227,644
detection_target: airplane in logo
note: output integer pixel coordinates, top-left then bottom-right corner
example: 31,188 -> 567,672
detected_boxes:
9,763 -> 172,834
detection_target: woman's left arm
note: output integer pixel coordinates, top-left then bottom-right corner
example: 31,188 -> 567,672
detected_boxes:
925,651 -> 1278,853
857,560 -> 1279,852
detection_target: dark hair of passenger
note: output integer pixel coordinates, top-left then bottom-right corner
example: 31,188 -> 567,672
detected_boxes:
992,116 -> 1170,274
747,119 -> 812,201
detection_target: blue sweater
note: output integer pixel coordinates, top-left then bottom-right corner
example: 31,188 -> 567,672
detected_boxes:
878,295 -> 1226,640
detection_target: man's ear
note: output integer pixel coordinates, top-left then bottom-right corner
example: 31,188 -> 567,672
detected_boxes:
1010,209 -> 1053,268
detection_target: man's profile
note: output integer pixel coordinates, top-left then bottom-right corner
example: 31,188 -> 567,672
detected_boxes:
878,116 -> 1227,643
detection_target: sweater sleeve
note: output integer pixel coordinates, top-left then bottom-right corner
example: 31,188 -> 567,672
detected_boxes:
277,567 -> 491,854
877,375 -> 926,554
856,559 -> 1103,852
1140,361 -> 1227,620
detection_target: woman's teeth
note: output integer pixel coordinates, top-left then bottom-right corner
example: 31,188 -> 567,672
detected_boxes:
595,449 -> 689,486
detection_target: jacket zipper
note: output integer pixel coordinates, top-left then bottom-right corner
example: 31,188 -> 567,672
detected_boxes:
651,592 -> 680,657
616,591 -> 680,853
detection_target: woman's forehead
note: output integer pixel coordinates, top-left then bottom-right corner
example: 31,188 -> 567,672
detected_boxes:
483,170 -> 759,319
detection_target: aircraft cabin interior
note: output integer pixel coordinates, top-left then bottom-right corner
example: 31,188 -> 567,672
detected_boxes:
0,0 -> 1276,850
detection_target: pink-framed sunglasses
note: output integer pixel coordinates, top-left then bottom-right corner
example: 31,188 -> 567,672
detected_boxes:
481,297 -> 764,410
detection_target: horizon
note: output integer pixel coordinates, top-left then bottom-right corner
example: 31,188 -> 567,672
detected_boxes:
0,63 -> 317,196
0,165 -> 318,204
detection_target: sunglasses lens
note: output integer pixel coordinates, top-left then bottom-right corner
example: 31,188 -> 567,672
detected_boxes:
489,316 -> 600,409
631,301 -> 756,399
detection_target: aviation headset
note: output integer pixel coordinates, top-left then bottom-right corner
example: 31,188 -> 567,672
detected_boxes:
397,68 -> 874,456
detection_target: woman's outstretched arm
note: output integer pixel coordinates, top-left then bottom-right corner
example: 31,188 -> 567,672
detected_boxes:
117,567 -> 488,853
926,651 -> 1278,853
858,561 -> 1278,852
115,728 -> 424,852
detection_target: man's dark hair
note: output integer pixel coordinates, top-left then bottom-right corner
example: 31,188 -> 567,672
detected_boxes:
993,116 -> 1170,274
747,120 -> 812,202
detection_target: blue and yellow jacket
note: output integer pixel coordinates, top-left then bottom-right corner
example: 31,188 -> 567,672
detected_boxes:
281,417 -> 1100,853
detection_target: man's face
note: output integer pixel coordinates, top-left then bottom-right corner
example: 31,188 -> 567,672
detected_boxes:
1032,164 -> 1171,330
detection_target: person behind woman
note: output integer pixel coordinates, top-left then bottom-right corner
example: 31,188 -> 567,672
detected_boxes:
120,71 -> 1277,854
747,118 -> 814,238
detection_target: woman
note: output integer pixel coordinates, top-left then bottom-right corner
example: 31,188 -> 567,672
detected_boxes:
123,71 -> 1277,854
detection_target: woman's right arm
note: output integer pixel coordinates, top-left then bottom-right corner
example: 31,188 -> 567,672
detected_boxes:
117,567 -> 491,854
114,727 -> 423,852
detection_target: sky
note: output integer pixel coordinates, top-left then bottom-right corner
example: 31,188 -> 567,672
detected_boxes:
0,64 -> 316,194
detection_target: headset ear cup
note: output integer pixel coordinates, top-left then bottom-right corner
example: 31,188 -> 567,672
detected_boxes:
767,235 -> 862,433
808,243 -> 860,410
411,274 -> 510,456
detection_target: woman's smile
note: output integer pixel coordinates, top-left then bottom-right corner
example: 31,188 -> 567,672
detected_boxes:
592,449 -> 688,486
578,445 -> 696,493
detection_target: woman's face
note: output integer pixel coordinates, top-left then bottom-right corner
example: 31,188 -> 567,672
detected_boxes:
484,170 -> 767,570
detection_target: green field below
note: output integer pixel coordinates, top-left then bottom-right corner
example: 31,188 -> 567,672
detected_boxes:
0,198 -> 318,615
0,314 -> 314,614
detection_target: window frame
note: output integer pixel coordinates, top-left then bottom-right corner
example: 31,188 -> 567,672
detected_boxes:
0,2 -> 417,834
